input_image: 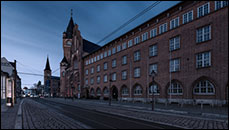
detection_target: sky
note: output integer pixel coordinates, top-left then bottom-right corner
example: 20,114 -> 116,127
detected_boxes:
1,1 -> 180,88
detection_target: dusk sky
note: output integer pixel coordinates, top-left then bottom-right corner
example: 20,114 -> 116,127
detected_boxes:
1,1 -> 180,88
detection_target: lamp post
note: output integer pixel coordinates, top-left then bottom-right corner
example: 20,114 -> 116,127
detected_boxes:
109,73 -> 113,106
150,70 -> 156,111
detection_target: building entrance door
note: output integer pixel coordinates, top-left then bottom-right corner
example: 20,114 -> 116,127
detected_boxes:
112,86 -> 118,100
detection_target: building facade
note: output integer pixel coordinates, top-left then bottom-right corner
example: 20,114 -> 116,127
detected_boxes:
60,1 -> 228,105
44,57 -> 60,97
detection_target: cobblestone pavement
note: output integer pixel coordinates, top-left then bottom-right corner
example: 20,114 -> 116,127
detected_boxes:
1,98 -> 21,129
45,98 -> 228,129
22,98 -> 90,129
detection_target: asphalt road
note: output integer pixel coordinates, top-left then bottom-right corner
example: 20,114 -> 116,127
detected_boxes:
33,98 -> 181,129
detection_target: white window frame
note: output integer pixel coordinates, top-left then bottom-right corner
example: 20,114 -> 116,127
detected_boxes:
196,51 -> 211,68
85,69 -> 88,75
215,1 -> 228,10
193,80 -> 215,95
117,45 -> 121,52
183,10 -> 193,24
170,17 -> 179,30
150,28 -> 157,38
104,75 -> 108,83
134,36 -> 140,45
122,55 -> 127,65
197,2 -> 210,18
149,44 -> 158,57
104,62 -> 108,70
169,36 -> 180,51
90,78 -> 94,85
128,40 -> 133,47
134,51 -> 140,61
170,58 -> 180,72
112,73 -> 116,81
112,47 -> 116,54
91,67 -> 94,74
122,87 -> 129,95
134,85 -> 142,95
112,59 -> 116,68
122,70 -> 127,80
168,82 -> 183,95
97,65 -> 100,72
122,42 -> 127,50
149,63 -> 158,74
134,67 -> 140,78
159,23 -> 167,34
104,51 -> 107,58
142,32 -> 148,42
108,50 -> 111,56
149,84 -> 160,95
196,25 -> 211,43
100,53 -> 103,60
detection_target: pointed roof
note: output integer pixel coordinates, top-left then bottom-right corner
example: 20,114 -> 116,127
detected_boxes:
83,39 -> 101,54
66,16 -> 74,39
60,56 -> 68,64
44,56 -> 51,71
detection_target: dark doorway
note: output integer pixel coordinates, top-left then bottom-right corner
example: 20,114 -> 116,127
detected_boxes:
112,86 -> 118,100
86,89 -> 89,99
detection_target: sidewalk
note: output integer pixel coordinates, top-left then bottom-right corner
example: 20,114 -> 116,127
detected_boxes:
57,98 -> 228,119
1,98 -> 22,129
44,98 -> 228,129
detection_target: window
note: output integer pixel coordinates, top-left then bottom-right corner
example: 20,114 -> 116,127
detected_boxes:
122,87 -> 129,95
142,32 -> 148,42
196,51 -> 211,68
74,59 -> 78,69
159,23 -> 167,34
112,47 -> 116,54
117,45 -> 121,52
112,73 -> 116,81
128,40 -> 133,47
62,71 -> 65,76
134,36 -> 140,45
104,75 -> 108,83
134,50 -> 140,61
97,55 -> 100,61
103,87 -> 109,95
170,58 -> 180,72
90,88 -> 94,95
100,53 -> 103,60
104,51 -> 107,58
149,84 -> 160,95
104,62 -> 108,70
85,69 -> 88,75
108,50 -> 111,56
196,25 -> 211,43
97,65 -> 100,72
112,59 -> 116,68
183,10 -> 193,24
170,36 -> 180,51
94,57 -> 96,62
134,67 -> 140,78
122,55 -> 127,65
85,79 -> 88,85
89,59 -> 91,64
86,60 -> 88,65
149,64 -> 158,74
149,44 -> 158,57
122,42 -> 127,50
215,1 -> 228,10
170,17 -> 179,30
96,88 -> 101,95
134,85 -> 142,95
168,81 -> 183,95
90,78 -> 94,85
194,80 -> 215,94
197,2 -> 210,18
91,58 -> 93,63
97,76 -> 100,84
150,28 -> 157,38
91,67 -> 94,74
122,70 -> 127,80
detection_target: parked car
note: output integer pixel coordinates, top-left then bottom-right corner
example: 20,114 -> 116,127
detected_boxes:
22,94 -> 26,98
30,94 -> 34,98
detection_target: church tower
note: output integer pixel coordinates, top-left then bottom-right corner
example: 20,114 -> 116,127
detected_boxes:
44,56 -> 51,88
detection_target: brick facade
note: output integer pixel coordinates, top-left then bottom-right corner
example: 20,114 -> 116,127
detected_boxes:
60,1 -> 228,105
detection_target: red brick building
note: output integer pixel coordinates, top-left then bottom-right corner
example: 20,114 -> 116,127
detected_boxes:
60,1 -> 228,105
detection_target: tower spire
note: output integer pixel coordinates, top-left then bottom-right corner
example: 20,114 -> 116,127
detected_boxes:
44,56 -> 51,71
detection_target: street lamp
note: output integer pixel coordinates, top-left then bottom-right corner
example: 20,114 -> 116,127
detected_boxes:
150,70 -> 156,111
109,73 -> 113,106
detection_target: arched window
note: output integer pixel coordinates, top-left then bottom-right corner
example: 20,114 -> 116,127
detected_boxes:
96,88 -> 101,95
134,85 -> 142,95
193,80 -> 215,94
74,58 -> 78,69
103,87 -> 108,95
149,84 -> 160,95
168,81 -> 183,95
121,86 -> 129,95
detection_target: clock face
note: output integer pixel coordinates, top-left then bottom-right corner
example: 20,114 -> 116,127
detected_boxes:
67,41 -> 72,46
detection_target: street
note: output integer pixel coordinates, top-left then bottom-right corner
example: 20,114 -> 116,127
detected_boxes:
31,98 -> 179,129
